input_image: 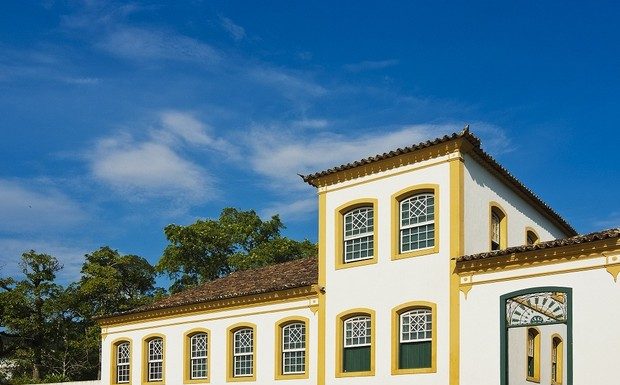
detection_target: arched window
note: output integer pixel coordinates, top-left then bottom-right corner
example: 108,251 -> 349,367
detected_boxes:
526,229 -> 539,245
112,340 -> 131,384
490,204 -> 507,251
399,193 -> 435,252
336,310 -> 375,376
391,302 -> 437,374
391,185 -> 439,260
551,335 -> 563,384
190,333 -> 208,379
232,328 -> 254,378
526,328 -> 540,382
343,206 -> 374,263
146,337 -> 164,382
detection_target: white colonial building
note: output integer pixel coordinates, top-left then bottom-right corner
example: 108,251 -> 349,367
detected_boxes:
97,128 -> 620,385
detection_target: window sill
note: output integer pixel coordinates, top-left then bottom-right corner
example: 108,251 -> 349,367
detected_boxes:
391,245 -> 438,261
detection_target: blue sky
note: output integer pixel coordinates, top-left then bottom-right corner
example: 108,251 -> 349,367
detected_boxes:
1,1 -> 618,283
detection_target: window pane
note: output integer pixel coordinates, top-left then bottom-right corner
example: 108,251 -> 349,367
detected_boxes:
400,194 -> 435,252
148,338 -> 163,381
400,308 -> 432,342
190,333 -> 208,379
233,329 -> 253,377
344,316 -> 371,347
343,207 -> 374,263
282,323 -> 305,374
116,342 -> 130,384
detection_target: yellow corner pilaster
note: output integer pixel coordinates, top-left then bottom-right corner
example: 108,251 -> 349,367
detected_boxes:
449,153 -> 464,385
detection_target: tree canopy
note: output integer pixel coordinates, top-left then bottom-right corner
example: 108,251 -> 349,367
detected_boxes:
157,207 -> 316,292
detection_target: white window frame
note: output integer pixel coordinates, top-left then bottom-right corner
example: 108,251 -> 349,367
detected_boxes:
233,328 -> 254,377
190,333 -> 208,380
147,338 -> 164,382
281,323 -> 306,375
399,308 -> 432,343
343,316 -> 372,348
343,207 -> 374,263
116,342 -> 130,384
399,193 -> 435,252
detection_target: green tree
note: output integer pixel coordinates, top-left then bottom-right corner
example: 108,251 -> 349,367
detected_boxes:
158,207 -> 316,292
0,251 -> 62,381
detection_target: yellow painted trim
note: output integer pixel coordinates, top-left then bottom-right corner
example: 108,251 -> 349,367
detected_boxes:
391,184 -> 440,260
105,302 -> 314,335
310,140 -> 463,188
99,286 -> 316,327
525,227 -> 540,245
551,334 -> 563,385
449,155 -> 464,385
183,328 -> 210,384
334,198 -> 379,270
489,202 -> 508,250
456,238 -> 620,275
319,158 -> 452,194
390,301 -> 437,375
142,334 -> 166,385
317,193 -> 326,385
110,337 -> 133,385
335,308 -> 376,378
226,323 -> 257,382
274,316 -> 310,380
526,327 -> 541,383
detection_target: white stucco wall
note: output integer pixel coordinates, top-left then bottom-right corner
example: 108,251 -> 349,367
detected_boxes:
507,324 -> 567,385
322,157 -> 452,384
460,261 -> 620,385
463,153 -> 568,255
101,298 -> 317,385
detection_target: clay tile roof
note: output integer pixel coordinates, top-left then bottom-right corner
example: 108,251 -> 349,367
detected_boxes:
105,257 -> 318,319
457,228 -> 620,262
300,127 -> 577,236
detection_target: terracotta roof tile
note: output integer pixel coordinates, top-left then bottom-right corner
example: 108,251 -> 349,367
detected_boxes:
300,127 -> 577,236
105,257 -> 318,318
457,228 -> 620,262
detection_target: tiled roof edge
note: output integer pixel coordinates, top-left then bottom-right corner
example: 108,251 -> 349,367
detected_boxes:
300,126 -> 577,236
457,228 -> 620,262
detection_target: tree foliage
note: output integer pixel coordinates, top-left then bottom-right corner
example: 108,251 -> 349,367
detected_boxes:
158,207 -> 317,292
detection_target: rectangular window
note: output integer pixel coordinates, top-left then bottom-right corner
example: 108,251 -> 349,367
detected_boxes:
116,342 -> 130,384
190,333 -> 208,379
148,338 -> 164,382
233,329 -> 253,377
400,194 -> 435,252
282,323 -> 306,374
343,207 -> 374,263
343,316 -> 371,372
399,308 -> 432,369
491,211 -> 501,250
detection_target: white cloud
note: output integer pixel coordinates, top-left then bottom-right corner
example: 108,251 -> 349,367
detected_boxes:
0,179 -> 86,234
90,136 -> 212,203
87,111 -> 238,205
246,123 -> 448,190
0,238 -> 88,284
219,15 -> 246,41
471,122 -> 516,155
96,26 -> 221,64
261,197 -> 316,222
344,59 -> 399,72
248,67 -> 327,99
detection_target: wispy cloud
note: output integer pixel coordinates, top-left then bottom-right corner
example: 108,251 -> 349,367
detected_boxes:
87,111 -> 228,205
96,26 -> 221,64
592,212 -> 620,230
471,122 -> 516,155
344,59 -> 399,72
219,15 -> 246,41
261,197 -> 316,222
0,179 -> 87,234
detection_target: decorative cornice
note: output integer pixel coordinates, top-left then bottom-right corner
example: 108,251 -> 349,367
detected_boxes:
456,236 -> 620,275
98,285 -> 319,327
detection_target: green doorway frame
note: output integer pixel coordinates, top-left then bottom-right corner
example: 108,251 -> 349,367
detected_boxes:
499,286 -> 573,385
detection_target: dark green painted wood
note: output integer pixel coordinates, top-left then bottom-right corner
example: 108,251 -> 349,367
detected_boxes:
399,341 -> 432,369
343,346 -> 370,372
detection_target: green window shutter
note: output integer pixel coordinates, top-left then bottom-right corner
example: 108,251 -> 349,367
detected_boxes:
399,341 -> 431,369
527,357 -> 534,377
343,346 -> 370,372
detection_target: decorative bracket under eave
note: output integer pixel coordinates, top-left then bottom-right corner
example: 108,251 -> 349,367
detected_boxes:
604,253 -> 620,282
459,274 -> 474,299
